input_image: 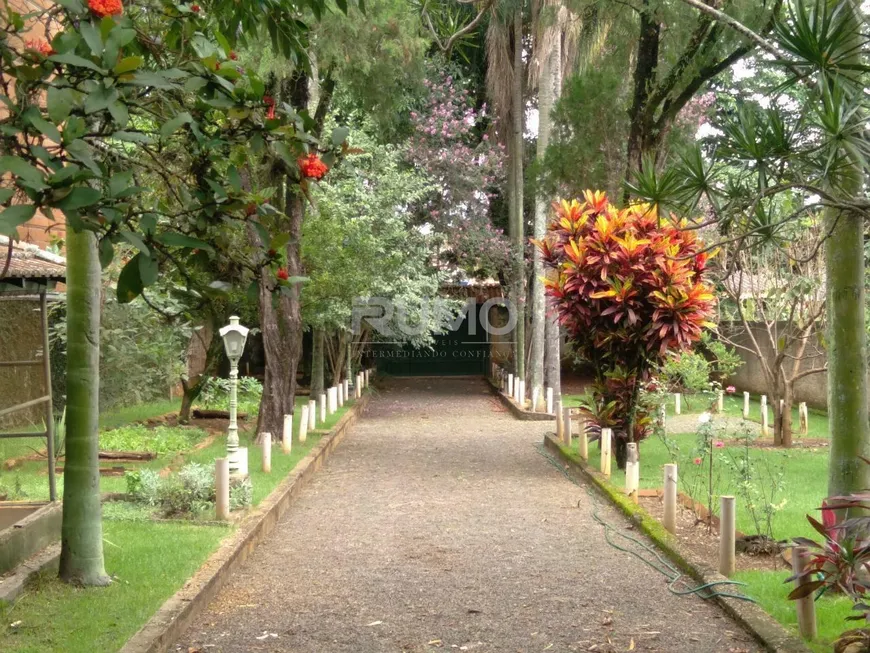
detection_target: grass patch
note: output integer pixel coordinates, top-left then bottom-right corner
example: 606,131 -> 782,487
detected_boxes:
0,520 -> 227,653
734,569 -> 853,653
99,424 -> 209,455
98,398 -> 181,431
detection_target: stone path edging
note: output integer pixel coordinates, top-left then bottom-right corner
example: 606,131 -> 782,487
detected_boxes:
485,378 -> 555,421
120,394 -> 370,653
542,434 -> 811,653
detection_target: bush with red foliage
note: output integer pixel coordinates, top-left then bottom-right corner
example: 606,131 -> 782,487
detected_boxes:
536,190 -> 716,467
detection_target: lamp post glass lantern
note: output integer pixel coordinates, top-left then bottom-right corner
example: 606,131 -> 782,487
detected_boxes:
219,316 -> 249,474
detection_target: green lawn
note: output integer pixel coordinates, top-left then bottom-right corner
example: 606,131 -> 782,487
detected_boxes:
735,570 -> 853,653
1,393 -> 359,653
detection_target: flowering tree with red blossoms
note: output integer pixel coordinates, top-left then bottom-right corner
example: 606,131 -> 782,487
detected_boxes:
405,69 -> 508,279
537,191 -> 716,468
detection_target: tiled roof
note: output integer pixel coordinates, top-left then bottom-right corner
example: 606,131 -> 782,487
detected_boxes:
0,236 -> 66,281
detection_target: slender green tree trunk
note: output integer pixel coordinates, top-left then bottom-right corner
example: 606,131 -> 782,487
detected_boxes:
510,5 -> 526,381
59,228 -> 110,587
825,0 -> 868,501
529,20 -> 559,408
311,327 -> 325,397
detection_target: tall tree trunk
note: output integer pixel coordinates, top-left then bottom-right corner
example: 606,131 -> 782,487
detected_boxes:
826,0 -> 869,502
59,228 -> 110,587
179,321 -> 218,423
529,30 -> 557,408
624,0 -> 661,189
310,326 -> 325,397
251,187 -> 305,440
510,5 -> 526,382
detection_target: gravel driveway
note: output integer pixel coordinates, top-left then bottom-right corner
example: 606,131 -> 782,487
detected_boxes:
175,377 -> 760,653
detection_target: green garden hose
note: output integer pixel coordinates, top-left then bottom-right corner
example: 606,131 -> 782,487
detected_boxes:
536,444 -> 757,604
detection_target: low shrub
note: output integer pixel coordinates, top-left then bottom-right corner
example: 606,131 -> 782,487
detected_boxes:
125,469 -> 161,506
230,476 -> 253,511
101,425 -> 206,455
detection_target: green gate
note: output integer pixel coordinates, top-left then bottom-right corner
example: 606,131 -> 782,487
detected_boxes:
374,303 -> 490,376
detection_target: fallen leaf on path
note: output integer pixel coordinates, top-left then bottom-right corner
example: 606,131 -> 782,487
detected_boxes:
602,617 -> 613,626
427,639 -> 442,646
629,638 -> 635,650
367,620 -> 383,626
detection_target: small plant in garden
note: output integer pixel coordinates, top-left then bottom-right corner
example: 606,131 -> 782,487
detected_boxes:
200,376 -> 263,416
721,422 -> 786,547
101,425 -> 204,455
125,469 -> 161,506
537,191 -> 716,467
683,412 -> 727,529
127,463 -> 217,518
230,476 -> 253,511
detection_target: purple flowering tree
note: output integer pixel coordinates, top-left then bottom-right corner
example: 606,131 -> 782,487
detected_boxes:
405,70 -> 508,279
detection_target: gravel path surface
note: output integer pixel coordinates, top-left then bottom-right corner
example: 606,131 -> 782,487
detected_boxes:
176,378 -> 760,653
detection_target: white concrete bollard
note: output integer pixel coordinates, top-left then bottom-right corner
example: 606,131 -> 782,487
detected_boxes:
760,394 -> 767,416
237,447 -> 248,476
531,386 -> 540,413
508,373 -> 514,397
625,442 -> 639,504
299,404 -> 309,443
338,382 -> 344,407
780,398 -> 784,417
600,428 -> 612,478
344,379 -> 349,403
717,390 -> 724,414
215,457 -> 230,520
664,463 -> 678,534
282,414 -> 292,454
365,369 -> 371,386
261,432 -> 272,473
720,495 -> 736,576
319,393 -> 327,422
761,404 -> 769,437
562,406 -> 572,446
743,391 -> 750,419
555,399 -> 564,441
578,417 -> 588,461
308,400 -> 316,430
518,380 -> 525,406
674,392 -> 681,415
546,387 -> 554,415
792,546 -> 818,641
328,387 -> 337,414
799,402 -> 808,435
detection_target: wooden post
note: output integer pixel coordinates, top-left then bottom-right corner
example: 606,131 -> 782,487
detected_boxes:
792,546 -> 818,641
261,432 -> 272,473
743,391 -> 750,419
719,496 -> 736,576
531,386 -> 539,413
337,382 -> 344,407
344,379 -> 349,402
319,393 -> 327,422
328,387 -> 337,414
562,406 -> 572,446
508,373 -> 514,397
600,427 -> 612,478
308,400 -> 316,430
556,399 -> 564,441
674,392 -> 681,415
282,414 -> 292,454
578,418 -> 588,461
625,442 -> 639,504
299,404 -> 309,444
761,404 -> 769,437
663,463 -> 678,535
518,379 -> 525,406
215,457 -> 230,520
546,387 -> 554,414
717,390 -> 724,414
799,402 -> 808,435
237,447 -> 248,476
760,394 -> 767,416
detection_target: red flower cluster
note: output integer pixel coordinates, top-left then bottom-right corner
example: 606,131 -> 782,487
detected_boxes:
24,39 -> 54,56
191,4 -> 200,12
229,51 -> 238,61
88,0 -> 123,17
263,95 -> 275,120
298,153 -> 328,180
276,268 -> 289,281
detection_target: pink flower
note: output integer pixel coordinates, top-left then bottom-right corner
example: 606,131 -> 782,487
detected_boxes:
714,441 -> 724,449
726,385 -> 736,394
693,457 -> 702,465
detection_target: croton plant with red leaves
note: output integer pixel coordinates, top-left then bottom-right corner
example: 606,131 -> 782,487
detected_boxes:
536,190 -> 716,467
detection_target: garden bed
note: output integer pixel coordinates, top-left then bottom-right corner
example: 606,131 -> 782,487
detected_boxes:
0,394 -> 360,653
